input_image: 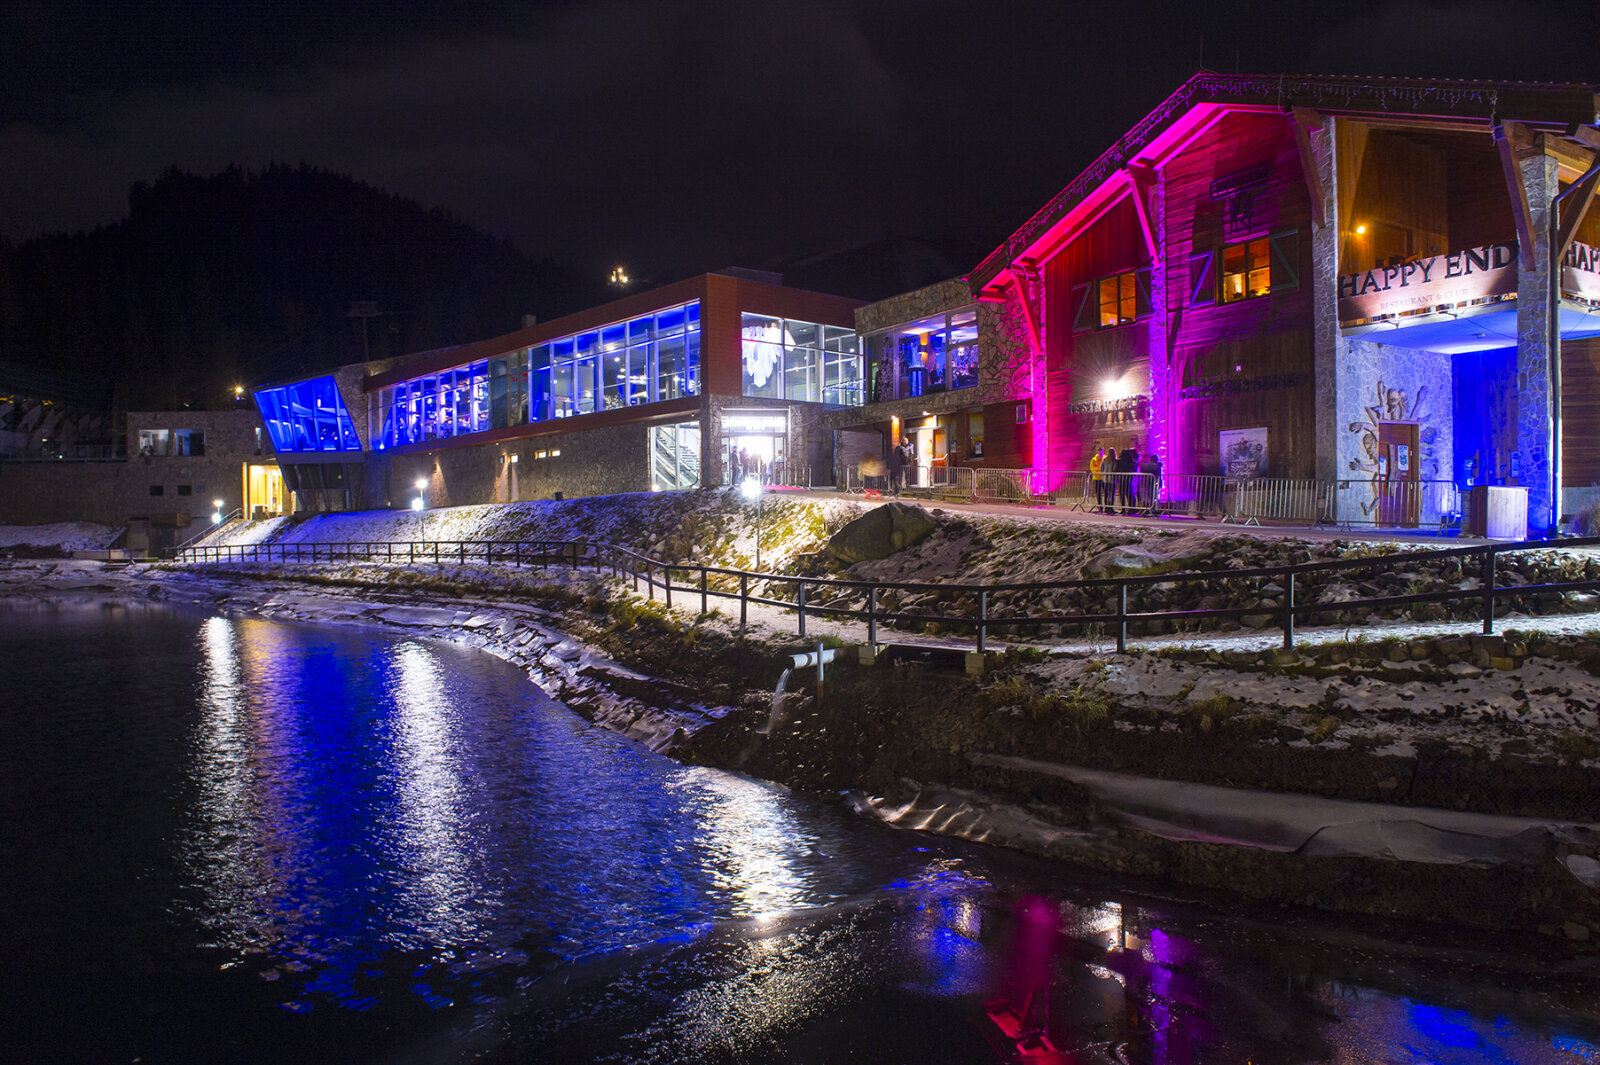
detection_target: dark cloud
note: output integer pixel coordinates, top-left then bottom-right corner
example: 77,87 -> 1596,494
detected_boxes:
1304,0 -> 1600,81
2,0 -> 1595,283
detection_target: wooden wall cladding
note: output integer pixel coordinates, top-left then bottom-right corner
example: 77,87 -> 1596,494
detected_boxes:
982,399 -> 1033,468
1562,336 -> 1600,488
1044,196 -> 1148,370
1175,326 -> 1315,479
1163,111 -> 1314,355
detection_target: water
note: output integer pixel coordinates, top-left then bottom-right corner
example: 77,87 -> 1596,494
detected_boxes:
2,600 -> 1597,1064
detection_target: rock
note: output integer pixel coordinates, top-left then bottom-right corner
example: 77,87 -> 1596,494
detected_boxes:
1387,645 -> 1409,662
1488,656 -> 1516,671
1565,854 -> 1600,891
1564,921 -> 1592,942
1446,662 -> 1482,677
826,503 -> 936,564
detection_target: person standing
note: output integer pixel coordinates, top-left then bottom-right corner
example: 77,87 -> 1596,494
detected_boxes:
1120,447 -> 1141,513
1089,447 -> 1104,512
1142,451 -> 1163,514
887,436 -> 908,497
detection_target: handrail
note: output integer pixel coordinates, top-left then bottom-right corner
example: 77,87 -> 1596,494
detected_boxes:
173,531 -> 1600,654
170,508 -> 244,555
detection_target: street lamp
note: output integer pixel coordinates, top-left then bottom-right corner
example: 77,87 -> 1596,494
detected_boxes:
413,477 -> 428,543
741,476 -> 763,570
212,498 -> 225,524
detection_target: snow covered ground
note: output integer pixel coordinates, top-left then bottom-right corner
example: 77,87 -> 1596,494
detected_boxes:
0,521 -> 121,552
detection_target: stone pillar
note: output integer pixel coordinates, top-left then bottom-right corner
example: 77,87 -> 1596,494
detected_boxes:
1310,119 -> 1342,488
700,393 -> 723,489
1515,147 -> 1559,534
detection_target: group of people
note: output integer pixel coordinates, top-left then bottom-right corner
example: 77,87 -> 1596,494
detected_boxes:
1088,446 -> 1160,514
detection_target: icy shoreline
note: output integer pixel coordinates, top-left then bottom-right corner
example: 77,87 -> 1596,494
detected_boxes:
5,517 -> 1600,936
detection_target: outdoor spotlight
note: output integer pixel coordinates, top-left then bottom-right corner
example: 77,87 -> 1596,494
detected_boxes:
1355,224 -> 1367,235
415,477 -> 427,493
213,498 -> 224,509
411,497 -> 424,511
212,511 -> 223,524
740,477 -> 761,500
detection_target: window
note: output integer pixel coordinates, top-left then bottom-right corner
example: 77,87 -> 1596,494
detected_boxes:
254,376 -> 362,454
149,485 -> 164,496
176,484 -> 192,496
1074,269 -> 1151,332
1099,273 -> 1140,326
1222,237 -> 1272,303
137,429 -> 170,456
372,301 -> 700,445
1202,229 -> 1299,306
175,429 -> 205,456
865,306 -> 977,402
741,313 -> 857,404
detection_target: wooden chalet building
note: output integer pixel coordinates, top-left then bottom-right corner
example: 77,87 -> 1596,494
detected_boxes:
831,72 -> 1600,535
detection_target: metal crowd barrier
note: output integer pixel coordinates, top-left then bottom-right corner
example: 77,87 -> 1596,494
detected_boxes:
1223,478 -> 1335,527
1334,478 -> 1463,531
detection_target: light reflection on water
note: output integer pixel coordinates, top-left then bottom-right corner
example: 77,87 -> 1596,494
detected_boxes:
2,601 -> 1598,1063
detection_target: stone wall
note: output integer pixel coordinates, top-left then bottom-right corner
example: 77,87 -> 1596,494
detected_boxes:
976,288 -> 1035,404
0,409 -> 270,536
854,278 -> 969,335
384,419 -> 658,509
1335,337 -> 1456,525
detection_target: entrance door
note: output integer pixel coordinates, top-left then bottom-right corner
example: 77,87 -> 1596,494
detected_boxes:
1377,422 -> 1421,527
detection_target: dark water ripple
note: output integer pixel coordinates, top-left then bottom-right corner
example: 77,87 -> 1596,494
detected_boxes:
2,599 -> 1597,1064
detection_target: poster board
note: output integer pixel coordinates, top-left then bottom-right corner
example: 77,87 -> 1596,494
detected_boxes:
1219,427 -> 1268,479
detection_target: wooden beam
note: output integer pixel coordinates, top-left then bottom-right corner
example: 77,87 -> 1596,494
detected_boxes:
1570,123 -> 1600,150
1496,121 -> 1538,270
1124,166 -> 1158,260
1011,274 -> 1044,358
1557,158 -> 1600,263
1287,108 -> 1326,228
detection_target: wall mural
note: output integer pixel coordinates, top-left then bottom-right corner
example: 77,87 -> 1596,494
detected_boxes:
1345,378 -> 1443,519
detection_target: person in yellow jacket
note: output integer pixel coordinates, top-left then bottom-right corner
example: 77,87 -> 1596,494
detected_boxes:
1089,447 -> 1105,511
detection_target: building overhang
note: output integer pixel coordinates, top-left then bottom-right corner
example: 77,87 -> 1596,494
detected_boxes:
1339,300 -> 1600,354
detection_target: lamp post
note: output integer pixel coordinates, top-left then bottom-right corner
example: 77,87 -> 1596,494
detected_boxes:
212,498 -> 225,524
413,477 -> 428,543
741,476 -> 763,570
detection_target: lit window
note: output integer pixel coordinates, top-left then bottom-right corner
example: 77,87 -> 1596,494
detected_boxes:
1074,270 -> 1149,332
1099,273 -> 1139,326
1221,237 -> 1273,303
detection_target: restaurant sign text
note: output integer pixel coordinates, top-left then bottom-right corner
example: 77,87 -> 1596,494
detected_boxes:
1338,242 -> 1517,323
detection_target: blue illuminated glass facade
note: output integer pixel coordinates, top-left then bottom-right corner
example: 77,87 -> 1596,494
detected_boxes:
372,302 -> 701,450
255,376 -> 363,454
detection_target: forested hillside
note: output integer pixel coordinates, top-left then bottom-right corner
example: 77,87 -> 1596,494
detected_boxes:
0,165 -> 606,409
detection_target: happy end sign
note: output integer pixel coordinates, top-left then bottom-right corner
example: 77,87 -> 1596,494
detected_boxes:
1338,243 -> 1517,323
1565,242 -> 1600,304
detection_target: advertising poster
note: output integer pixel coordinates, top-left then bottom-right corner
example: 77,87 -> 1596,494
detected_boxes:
1219,426 -> 1268,479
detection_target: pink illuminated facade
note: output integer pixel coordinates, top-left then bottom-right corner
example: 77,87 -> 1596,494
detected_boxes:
836,73 -> 1600,536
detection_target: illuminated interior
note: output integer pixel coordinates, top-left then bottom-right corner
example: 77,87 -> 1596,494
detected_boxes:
739,315 -> 862,404
372,302 -> 702,449
254,377 -> 363,454
866,307 -> 978,402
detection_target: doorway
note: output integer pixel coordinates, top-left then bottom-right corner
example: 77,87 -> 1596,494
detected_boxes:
1377,422 -> 1421,527
721,410 -> 788,485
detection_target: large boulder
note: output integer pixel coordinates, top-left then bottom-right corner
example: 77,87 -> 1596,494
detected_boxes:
826,503 -> 937,564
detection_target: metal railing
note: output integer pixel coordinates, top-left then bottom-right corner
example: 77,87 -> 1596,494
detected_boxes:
170,508 -> 243,556
174,532 -> 1600,654
1334,478 -> 1463,532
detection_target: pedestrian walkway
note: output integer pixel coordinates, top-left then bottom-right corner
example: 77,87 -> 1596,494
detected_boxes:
775,486 -> 1492,548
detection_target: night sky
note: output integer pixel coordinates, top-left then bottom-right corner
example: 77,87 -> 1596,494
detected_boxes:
3,0 -> 1597,284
